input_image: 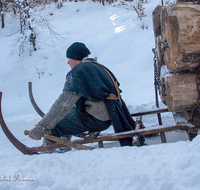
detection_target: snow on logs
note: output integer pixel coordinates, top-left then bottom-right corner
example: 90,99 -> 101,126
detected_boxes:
152,3 -> 200,114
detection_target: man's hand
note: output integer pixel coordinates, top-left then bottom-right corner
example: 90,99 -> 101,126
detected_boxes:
29,125 -> 44,140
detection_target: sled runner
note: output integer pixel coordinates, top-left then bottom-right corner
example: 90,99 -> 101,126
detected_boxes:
0,82 -> 197,155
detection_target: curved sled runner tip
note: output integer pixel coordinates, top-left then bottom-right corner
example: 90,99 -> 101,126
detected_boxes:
0,91 -> 38,155
28,82 -> 45,117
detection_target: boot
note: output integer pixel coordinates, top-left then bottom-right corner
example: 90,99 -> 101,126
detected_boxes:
135,116 -> 145,130
56,135 -> 72,153
132,135 -> 141,147
42,135 -> 72,153
42,138 -> 57,154
132,116 -> 146,146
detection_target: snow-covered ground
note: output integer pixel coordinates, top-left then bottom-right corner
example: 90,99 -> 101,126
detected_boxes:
0,0 -> 200,189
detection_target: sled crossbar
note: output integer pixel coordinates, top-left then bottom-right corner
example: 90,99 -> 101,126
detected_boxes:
131,108 -> 169,117
24,130 -> 94,150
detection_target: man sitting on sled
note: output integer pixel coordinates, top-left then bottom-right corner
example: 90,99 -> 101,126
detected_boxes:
28,42 -> 145,152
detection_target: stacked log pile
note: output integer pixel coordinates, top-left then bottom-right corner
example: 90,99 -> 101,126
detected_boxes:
152,3 -> 200,126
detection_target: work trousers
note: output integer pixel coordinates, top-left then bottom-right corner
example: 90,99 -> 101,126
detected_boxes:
50,106 -> 111,137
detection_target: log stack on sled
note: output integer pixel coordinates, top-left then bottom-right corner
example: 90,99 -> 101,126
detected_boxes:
152,2 -> 200,129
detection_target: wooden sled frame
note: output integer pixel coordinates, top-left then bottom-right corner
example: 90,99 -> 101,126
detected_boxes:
0,83 -> 197,155
27,82 -> 197,150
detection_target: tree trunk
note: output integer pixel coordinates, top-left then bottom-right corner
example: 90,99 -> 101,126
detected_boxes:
1,13 -> 4,28
0,0 -> 4,29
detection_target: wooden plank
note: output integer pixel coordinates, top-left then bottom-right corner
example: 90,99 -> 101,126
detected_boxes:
24,130 -> 94,151
131,108 -> 169,117
29,144 -> 66,153
71,124 -> 188,145
44,135 -> 94,150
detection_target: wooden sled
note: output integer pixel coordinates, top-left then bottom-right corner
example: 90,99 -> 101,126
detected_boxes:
26,82 -> 199,151
0,83 -> 198,155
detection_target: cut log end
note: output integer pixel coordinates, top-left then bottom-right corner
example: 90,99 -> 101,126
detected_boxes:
160,4 -> 200,72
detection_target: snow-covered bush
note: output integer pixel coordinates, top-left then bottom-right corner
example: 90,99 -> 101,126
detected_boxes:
1,0 -> 148,57
56,0 -> 63,9
113,0 -> 147,20
0,0 -> 6,28
11,0 -> 37,55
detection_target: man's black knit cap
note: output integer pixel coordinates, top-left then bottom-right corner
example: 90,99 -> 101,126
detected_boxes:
66,42 -> 91,60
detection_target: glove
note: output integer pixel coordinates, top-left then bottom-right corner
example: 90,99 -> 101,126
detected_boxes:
29,125 -> 44,140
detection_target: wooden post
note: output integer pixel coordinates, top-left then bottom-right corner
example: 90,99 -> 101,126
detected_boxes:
157,113 -> 162,125
157,113 -> 167,143
98,141 -> 104,148
188,127 -> 198,141
160,132 -> 167,143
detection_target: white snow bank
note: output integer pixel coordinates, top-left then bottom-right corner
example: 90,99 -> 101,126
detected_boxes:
0,135 -> 200,190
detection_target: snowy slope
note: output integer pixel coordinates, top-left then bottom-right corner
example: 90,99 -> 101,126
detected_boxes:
0,0 -> 200,189
1,0 -> 159,117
